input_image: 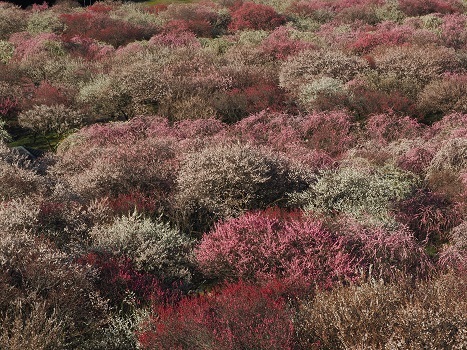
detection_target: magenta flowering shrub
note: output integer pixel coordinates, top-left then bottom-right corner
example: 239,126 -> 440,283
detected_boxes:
60,11 -> 157,47
0,94 -> 18,119
22,80 -> 73,108
260,26 -> 313,60
230,111 -> 302,151
336,218 -> 432,280
365,114 -> 422,145
428,112 -> 467,141
64,35 -> 115,61
9,32 -> 62,61
161,2 -> 228,37
77,251 -> 166,308
228,2 -> 286,31
196,211 -> 357,289
149,29 -> 200,48
138,281 -> 295,350
300,111 -> 355,157
347,21 -> 438,53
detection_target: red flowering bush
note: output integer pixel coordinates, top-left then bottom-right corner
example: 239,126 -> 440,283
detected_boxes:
60,11 -> 156,47
228,2 -> 286,31
63,36 -> 115,61
138,281 -> 295,350
23,80 -> 72,108
2,1 -> 467,347
0,93 -> 18,119
230,111 -> 302,151
349,22 -> 415,53
78,252 -> 166,308
161,3 -> 228,37
260,26 -> 313,60
347,82 -> 419,118
106,191 -> 160,216
196,211 -> 357,289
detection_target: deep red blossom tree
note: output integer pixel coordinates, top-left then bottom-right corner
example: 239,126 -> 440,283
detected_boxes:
260,26 -> 313,60
228,2 -> 286,31
138,281 -> 295,350
77,252 -> 167,308
60,12 -> 157,47
161,3 -> 228,37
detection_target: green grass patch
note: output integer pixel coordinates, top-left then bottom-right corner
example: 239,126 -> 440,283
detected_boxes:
8,132 -> 63,151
